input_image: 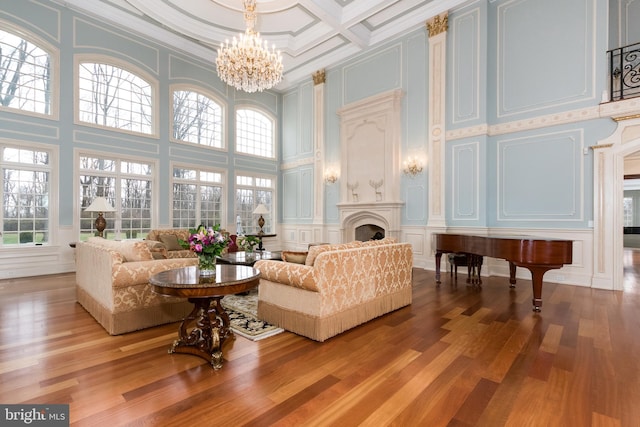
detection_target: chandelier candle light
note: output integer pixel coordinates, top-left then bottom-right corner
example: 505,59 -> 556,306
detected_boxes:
216,0 -> 283,93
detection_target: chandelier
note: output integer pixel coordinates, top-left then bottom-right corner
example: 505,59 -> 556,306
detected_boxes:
215,0 -> 283,93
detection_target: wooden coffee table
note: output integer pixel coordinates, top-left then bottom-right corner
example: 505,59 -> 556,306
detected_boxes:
149,265 -> 260,369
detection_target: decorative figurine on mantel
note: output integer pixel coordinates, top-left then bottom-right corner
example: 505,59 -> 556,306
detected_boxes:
347,182 -> 359,202
369,179 -> 383,201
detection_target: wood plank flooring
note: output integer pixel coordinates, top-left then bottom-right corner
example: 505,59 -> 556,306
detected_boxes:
1,257 -> 639,426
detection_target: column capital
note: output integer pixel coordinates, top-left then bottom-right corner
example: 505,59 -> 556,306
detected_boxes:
426,13 -> 448,37
312,69 -> 326,85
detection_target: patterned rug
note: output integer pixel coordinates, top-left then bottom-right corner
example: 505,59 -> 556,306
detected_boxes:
221,289 -> 284,341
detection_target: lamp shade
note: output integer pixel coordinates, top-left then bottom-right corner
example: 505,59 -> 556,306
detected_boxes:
252,204 -> 269,215
84,197 -> 116,213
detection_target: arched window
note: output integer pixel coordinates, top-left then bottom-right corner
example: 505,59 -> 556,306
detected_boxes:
77,57 -> 156,135
235,107 -> 275,158
171,87 -> 224,149
0,25 -> 58,117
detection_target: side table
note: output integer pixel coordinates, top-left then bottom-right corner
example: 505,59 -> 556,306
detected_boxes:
149,265 -> 260,369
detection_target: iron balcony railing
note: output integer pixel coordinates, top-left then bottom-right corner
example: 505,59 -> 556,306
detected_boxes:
607,41 -> 640,102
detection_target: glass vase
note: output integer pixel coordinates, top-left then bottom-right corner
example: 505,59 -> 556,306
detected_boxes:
198,254 -> 217,277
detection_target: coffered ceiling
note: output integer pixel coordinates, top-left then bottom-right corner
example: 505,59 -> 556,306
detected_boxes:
52,0 -> 473,91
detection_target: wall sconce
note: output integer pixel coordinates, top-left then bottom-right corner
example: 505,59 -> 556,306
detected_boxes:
324,168 -> 339,184
403,156 -> 424,177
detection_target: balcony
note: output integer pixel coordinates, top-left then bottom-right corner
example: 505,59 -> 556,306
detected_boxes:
607,42 -> 640,102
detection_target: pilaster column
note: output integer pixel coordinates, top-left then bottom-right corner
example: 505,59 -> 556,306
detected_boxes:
313,69 -> 326,228
426,13 -> 448,228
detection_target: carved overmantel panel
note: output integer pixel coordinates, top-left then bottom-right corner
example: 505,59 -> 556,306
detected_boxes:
336,90 -> 405,241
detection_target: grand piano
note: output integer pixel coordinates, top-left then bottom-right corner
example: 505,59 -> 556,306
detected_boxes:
434,234 -> 573,312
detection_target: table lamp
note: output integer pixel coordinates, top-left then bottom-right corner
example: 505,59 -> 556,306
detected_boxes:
84,197 -> 116,237
252,204 -> 269,235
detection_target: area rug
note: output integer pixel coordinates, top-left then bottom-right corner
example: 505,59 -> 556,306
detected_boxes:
221,289 -> 284,341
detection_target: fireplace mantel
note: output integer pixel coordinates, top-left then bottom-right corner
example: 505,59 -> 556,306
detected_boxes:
337,201 -> 405,242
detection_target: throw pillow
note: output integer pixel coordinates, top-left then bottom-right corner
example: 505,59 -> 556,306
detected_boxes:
305,244 -> 331,266
144,240 -> 168,259
159,234 -> 183,251
282,251 -> 308,264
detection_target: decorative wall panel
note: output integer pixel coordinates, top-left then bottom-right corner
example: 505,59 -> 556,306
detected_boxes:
498,130 -> 583,221
451,9 -> 480,124
452,142 -> 479,220
497,0 -> 594,117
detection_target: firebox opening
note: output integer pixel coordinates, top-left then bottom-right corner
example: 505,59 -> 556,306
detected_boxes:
355,224 -> 385,242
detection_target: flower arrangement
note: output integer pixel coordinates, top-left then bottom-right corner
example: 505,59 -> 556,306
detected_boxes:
180,224 -> 229,272
236,234 -> 260,253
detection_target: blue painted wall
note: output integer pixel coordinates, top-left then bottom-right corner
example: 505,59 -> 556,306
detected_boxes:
281,0 -> 620,231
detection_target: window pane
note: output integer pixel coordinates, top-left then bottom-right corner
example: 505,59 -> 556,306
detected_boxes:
173,90 -> 223,148
171,167 -> 224,229
234,173 -> 274,234
2,145 -> 51,246
236,109 -> 274,158
0,30 -> 52,115
79,154 -> 153,240
78,62 -> 153,134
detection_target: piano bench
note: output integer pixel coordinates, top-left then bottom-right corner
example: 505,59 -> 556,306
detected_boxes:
448,253 -> 483,284
448,253 -> 469,278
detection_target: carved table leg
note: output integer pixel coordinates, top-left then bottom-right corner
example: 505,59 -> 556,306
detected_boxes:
170,296 -> 234,369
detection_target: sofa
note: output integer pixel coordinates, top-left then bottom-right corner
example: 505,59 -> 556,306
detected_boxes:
145,228 -> 196,258
75,237 -> 198,335
254,238 -> 413,342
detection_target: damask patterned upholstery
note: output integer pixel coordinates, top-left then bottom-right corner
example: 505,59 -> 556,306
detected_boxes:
145,229 -> 196,259
254,238 -> 412,342
75,237 -> 198,335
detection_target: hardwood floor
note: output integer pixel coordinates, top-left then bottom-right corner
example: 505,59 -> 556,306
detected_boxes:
1,260 -> 639,426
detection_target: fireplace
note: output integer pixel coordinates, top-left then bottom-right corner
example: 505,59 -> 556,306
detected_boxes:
336,90 -> 405,243
338,201 -> 404,242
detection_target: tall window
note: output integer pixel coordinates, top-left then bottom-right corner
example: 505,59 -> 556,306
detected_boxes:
0,27 -> 54,116
1,144 -> 53,245
79,154 -> 154,240
172,88 -> 224,148
235,174 -> 274,234
624,196 -> 633,226
77,59 -> 154,135
236,108 -> 275,158
172,166 -> 224,228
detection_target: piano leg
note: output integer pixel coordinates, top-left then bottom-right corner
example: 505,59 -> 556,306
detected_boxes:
524,265 -> 561,312
435,251 -> 443,285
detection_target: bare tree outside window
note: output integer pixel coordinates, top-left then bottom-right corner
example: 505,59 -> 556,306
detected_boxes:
2,146 -> 51,245
79,154 -> 153,240
172,166 -> 224,228
78,62 -> 153,134
0,30 -> 52,115
236,108 -> 274,158
173,90 -> 223,148
235,174 -> 273,233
